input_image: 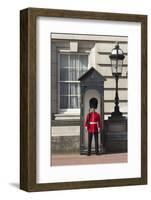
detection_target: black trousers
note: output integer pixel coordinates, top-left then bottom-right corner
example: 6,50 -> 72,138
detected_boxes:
88,132 -> 99,154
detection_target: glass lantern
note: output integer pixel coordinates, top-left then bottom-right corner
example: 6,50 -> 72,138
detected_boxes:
109,43 -> 125,77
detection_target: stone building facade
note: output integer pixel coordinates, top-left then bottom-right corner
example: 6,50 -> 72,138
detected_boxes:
51,33 -> 128,153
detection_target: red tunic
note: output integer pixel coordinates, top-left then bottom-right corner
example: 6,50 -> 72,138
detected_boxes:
84,111 -> 101,133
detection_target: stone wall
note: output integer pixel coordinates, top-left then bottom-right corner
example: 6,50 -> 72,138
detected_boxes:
51,33 -> 128,121
51,136 -> 80,154
51,33 -> 128,144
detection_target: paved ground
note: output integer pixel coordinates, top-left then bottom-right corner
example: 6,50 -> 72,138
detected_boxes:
51,153 -> 128,166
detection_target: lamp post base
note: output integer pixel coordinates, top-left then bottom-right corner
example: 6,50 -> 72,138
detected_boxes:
104,116 -> 127,153
109,111 -> 126,121
108,105 -> 126,121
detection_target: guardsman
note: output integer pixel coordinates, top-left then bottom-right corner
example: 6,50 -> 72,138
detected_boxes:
84,98 -> 101,156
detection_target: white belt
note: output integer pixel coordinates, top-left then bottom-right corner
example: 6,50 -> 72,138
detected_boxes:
89,122 -> 97,124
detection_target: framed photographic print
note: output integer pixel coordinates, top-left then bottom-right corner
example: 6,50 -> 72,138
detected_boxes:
20,8 -> 147,191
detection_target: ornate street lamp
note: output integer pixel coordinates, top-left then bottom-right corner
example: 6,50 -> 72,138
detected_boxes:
104,42 -> 127,153
109,42 -> 125,118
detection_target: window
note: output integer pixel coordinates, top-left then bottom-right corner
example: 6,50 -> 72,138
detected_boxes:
59,53 -> 88,111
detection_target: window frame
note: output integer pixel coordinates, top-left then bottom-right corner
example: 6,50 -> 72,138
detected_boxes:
58,52 -> 89,113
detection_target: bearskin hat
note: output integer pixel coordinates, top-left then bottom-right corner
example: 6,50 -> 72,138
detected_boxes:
89,98 -> 98,109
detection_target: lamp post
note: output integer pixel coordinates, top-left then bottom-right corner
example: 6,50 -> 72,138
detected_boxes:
109,42 -> 125,119
104,42 -> 127,153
